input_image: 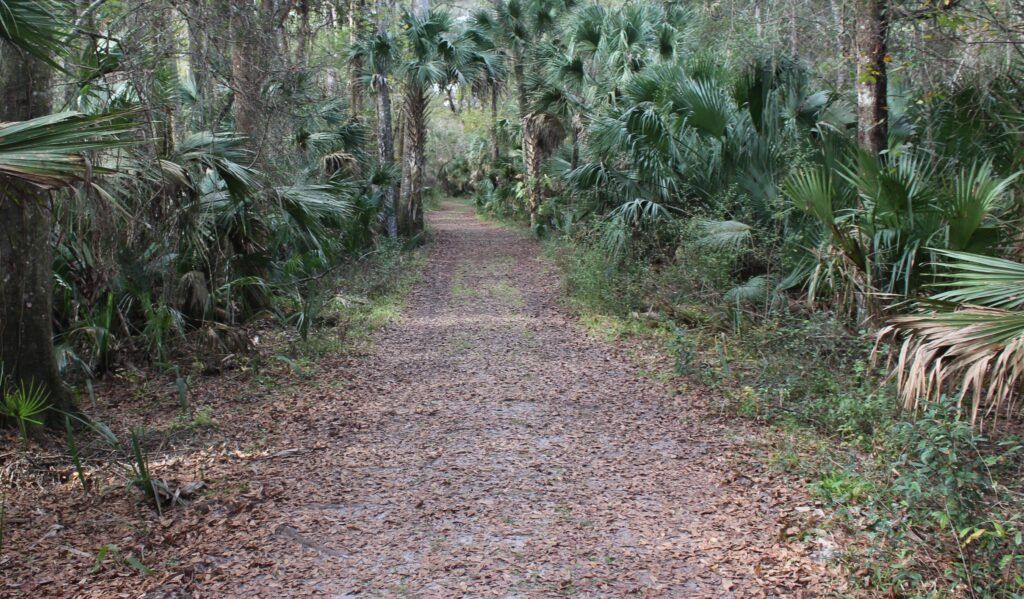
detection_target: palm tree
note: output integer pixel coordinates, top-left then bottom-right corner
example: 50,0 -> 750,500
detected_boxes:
397,7 -> 487,236
351,6 -> 400,237
466,10 -> 508,165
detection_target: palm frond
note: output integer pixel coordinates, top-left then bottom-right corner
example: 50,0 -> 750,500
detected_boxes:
0,111 -> 136,187
697,219 -> 752,250
930,250 -> 1024,310
881,251 -> 1024,425
0,0 -> 66,65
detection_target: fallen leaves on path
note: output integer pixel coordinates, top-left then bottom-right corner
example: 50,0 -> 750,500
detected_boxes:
2,201 -> 841,597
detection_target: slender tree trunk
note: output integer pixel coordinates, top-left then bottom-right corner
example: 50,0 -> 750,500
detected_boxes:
522,113 -> 564,229
490,82 -> 500,163
297,0 -> 311,68
349,0 -> 366,116
523,114 -> 542,228
397,0 -> 429,236
788,2 -> 798,57
831,0 -> 848,90
854,0 -> 888,155
570,114 -> 582,171
373,0 -> 397,238
0,43 -> 72,422
513,48 -> 528,118
398,84 -> 427,236
230,0 -> 263,146
395,110 -> 404,200
376,80 -> 397,238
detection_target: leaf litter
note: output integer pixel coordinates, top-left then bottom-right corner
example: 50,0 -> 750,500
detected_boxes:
1,200 -> 842,596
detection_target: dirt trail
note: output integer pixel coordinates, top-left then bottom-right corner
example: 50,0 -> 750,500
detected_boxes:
34,200 -> 830,597
202,200 -> 827,597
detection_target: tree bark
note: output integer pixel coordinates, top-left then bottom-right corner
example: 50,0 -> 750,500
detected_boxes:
0,42 -> 72,421
297,0 -> 312,68
570,114 -> 582,171
522,112 -> 565,229
395,111 -> 404,200
513,48 -> 528,118
398,83 -> 427,236
396,0 -> 429,236
830,0 -> 848,90
373,0 -> 397,237
854,0 -> 888,155
349,0 -> 366,116
230,0 -> 264,147
490,82 -> 500,163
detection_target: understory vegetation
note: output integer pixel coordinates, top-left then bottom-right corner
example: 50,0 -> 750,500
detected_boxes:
452,0 -> 1024,595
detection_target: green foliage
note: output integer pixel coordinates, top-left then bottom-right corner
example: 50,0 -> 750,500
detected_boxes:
92,543 -> 154,577
0,368 -> 50,446
0,0 -> 66,64
0,111 -> 136,187
785,155 -> 1019,305
129,429 -> 161,514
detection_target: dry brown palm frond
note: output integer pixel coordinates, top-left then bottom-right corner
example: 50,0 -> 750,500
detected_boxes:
877,250 -> 1024,427
523,112 -> 566,159
321,151 -> 361,176
880,309 -> 1024,426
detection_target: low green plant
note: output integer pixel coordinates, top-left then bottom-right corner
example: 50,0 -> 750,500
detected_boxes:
666,324 -> 697,374
812,470 -> 874,505
93,543 -> 154,576
0,380 -> 50,447
129,429 -> 162,515
191,406 -> 216,428
78,416 -> 171,512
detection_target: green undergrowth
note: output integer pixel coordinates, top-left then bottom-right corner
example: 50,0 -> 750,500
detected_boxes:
288,237 -> 428,359
540,231 -> 1024,598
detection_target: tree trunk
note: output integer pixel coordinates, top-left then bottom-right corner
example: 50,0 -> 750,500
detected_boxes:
522,112 -> 565,229
490,82 -> 500,163
788,2 -> 798,57
513,48 -> 528,118
398,83 -> 427,236
395,111 -> 404,200
349,0 -> 366,116
0,43 -> 73,422
297,0 -> 312,68
230,0 -> 263,147
830,0 -> 848,90
854,0 -> 888,155
523,115 -> 542,228
373,0 -> 397,238
570,114 -> 582,171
